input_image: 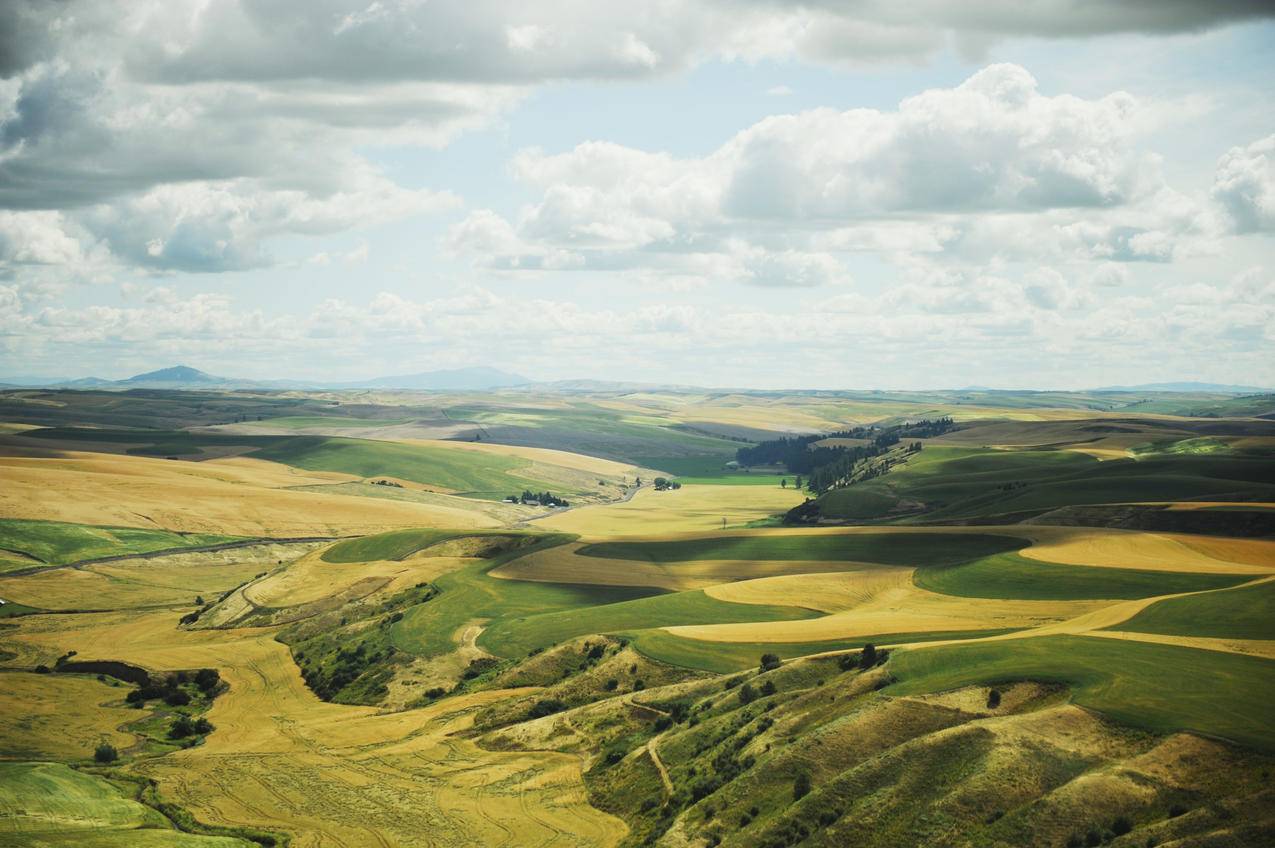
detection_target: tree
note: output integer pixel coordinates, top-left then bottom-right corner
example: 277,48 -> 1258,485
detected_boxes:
859,643 -> 877,669
94,742 -> 119,763
781,478 -> 788,488
793,772 -> 812,800
794,475 -> 803,489
987,688 -> 1001,709
737,683 -> 757,704
759,653 -> 781,672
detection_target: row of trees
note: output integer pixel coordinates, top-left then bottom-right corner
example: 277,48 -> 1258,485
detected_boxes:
507,490 -> 570,506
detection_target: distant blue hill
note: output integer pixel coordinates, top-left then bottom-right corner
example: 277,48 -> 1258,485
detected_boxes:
1094,382 -> 1272,393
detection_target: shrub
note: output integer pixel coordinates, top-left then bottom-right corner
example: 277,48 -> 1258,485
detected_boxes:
838,653 -> 857,671
604,678 -> 619,691
168,716 -> 197,739
760,680 -> 777,697
423,687 -> 446,700
760,653 -> 781,671
859,644 -> 877,669
738,684 -> 757,705
1084,828 -> 1103,847
1112,816 -> 1133,836
94,742 -> 119,763
1168,804 -> 1187,818
987,688 -> 1002,709
527,698 -> 567,718
33,665 -> 50,674
164,689 -> 191,707
793,772 -> 811,801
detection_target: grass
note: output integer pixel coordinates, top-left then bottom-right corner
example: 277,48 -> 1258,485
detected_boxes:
321,528 -> 464,562
1114,579 -> 1275,640
635,455 -> 788,486
478,589 -> 820,659
578,532 -> 1022,566
383,533 -> 663,657
250,435 -> 564,499
914,552 -> 1251,600
0,762 -> 249,846
24,427 -> 598,500
889,635 -> 1275,751
626,627 -> 1024,673
256,415 -> 414,429
0,518 -> 239,570
808,445 -> 1275,522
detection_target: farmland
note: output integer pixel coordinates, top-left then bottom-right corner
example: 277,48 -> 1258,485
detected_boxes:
0,386 -> 1272,846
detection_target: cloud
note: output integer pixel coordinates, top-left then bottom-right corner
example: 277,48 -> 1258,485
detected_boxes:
449,64 -> 1200,285
1213,134 -> 1275,234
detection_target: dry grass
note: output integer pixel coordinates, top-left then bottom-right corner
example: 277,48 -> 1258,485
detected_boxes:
1020,528 -> 1275,574
489,541 -> 894,591
668,580 -> 1101,643
3,603 -> 627,847
0,672 -> 140,761
0,450 -> 501,536
533,484 -> 805,538
0,544 -> 301,610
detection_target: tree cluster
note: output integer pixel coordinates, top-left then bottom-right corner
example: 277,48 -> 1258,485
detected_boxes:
736,418 -> 953,494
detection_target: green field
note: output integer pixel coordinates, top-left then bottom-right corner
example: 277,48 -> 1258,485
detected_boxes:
914,552 -> 1250,600
626,627 -> 1024,673
321,528 -> 471,562
363,532 -> 661,657
0,762 -> 248,846
256,415 -> 414,429
0,518 -> 239,572
23,427 -> 598,500
478,589 -> 820,659
1114,579 -> 1275,640
250,436 -> 567,499
808,445 -> 1275,522
636,455 -> 788,486
889,635 -> 1275,751
578,532 -> 1021,566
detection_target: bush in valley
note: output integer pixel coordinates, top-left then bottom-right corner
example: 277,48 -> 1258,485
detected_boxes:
164,688 -> 191,706
527,698 -> 568,718
94,742 -> 119,763
987,688 -> 1002,709
461,657 -> 501,680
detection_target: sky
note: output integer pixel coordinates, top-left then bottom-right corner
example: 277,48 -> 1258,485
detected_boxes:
1,1 -> 1274,390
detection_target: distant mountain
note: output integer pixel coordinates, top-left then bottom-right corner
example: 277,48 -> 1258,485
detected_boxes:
1095,381 -> 1272,393
345,367 -> 529,391
122,365 -> 224,384
58,377 -> 116,388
